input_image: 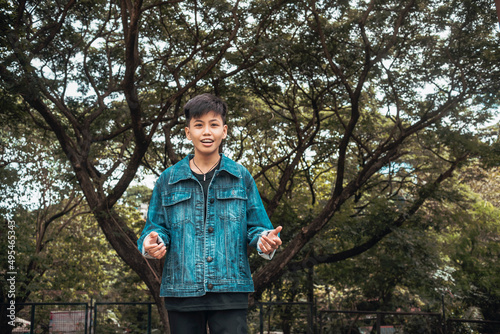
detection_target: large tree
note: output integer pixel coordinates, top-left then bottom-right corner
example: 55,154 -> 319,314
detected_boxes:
0,0 -> 284,330
228,0 -> 499,298
1,0 -> 498,331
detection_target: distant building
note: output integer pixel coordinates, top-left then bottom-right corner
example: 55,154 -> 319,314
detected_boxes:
359,326 -> 397,334
139,203 -> 149,220
49,310 -> 90,333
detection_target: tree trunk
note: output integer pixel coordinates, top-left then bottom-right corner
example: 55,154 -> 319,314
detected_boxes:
91,205 -> 170,331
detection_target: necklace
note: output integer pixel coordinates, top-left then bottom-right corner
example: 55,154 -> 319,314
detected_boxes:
192,157 -> 220,181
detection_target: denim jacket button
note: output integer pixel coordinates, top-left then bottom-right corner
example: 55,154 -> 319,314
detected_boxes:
209,198 -> 214,204
208,227 -> 214,233
207,283 -> 214,289
207,256 -> 213,262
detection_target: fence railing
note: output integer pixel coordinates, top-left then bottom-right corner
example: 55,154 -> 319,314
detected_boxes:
255,302 -> 315,334
93,301 -> 155,334
317,309 -> 443,334
254,302 -> 500,334
2,301 -> 158,334
3,301 -> 500,333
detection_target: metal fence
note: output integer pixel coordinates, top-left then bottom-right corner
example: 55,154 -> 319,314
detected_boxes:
253,302 -> 500,334
3,301 -> 500,333
4,302 -> 90,334
317,309 -> 443,334
93,301 -> 158,334
2,302 -> 160,334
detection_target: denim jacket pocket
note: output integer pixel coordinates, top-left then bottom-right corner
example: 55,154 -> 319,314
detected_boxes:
215,186 -> 247,221
162,191 -> 192,224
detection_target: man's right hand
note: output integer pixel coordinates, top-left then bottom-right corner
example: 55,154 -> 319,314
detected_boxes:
144,232 -> 166,259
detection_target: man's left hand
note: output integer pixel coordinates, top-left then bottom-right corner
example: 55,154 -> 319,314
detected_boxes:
259,226 -> 283,255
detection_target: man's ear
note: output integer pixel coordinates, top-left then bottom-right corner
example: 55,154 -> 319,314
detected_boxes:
185,126 -> 192,140
222,124 -> 228,139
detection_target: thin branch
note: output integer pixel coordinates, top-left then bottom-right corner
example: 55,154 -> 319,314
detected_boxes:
140,0 -> 185,13
31,0 -> 77,54
288,154 -> 467,271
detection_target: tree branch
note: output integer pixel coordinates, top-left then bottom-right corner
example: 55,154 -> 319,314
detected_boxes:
287,154 -> 467,271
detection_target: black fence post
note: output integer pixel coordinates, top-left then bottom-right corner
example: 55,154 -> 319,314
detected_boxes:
29,303 -> 35,334
89,298 -> 93,334
93,302 -> 98,334
308,301 -> 314,334
442,294 -> 447,334
259,303 -> 264,334
307,266 -> 314,334
147,302 -> 152,334
318,310 -> 322,334
84,303 -> 88,334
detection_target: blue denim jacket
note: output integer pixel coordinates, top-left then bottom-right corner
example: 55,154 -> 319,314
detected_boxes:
137,154 -> 275,297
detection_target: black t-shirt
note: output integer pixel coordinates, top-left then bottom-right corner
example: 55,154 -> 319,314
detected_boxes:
163,159 -> 248,311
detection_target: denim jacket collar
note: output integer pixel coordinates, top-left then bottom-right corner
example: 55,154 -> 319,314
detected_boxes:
168,154 -> 242,185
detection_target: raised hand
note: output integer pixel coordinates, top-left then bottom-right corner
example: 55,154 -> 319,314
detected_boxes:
144,232 -> 166,259
259,226 -> 283,255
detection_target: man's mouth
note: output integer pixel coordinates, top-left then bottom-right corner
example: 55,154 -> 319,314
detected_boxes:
201,139 -> 214,144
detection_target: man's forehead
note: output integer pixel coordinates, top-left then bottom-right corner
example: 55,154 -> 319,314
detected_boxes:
192,112 -> 223,122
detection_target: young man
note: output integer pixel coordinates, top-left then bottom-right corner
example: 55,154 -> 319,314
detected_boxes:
137,93 -> 282,334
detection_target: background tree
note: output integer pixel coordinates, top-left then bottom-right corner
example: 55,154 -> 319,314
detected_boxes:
0,0 -> 284,330
0,100 -> 86,330
0,109 -> 157,330
229,0 -> 499,300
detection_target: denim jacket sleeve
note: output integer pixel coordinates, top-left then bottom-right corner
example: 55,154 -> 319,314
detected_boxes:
244,169 -> 275,249
137,173 -> 170,255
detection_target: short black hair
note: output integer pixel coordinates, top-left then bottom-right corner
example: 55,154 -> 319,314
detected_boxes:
184,93 -> 227,125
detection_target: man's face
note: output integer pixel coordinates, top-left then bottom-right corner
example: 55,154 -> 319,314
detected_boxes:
185,111 -> 227,158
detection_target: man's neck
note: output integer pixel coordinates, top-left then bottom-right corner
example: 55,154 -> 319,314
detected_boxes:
191,153 -> 220,172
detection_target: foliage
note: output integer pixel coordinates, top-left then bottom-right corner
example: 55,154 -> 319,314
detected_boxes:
259,164 -> 500,332
0,107 -> 154,330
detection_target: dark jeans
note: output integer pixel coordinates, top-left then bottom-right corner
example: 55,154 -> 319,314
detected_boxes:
167,309 -> 248,334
